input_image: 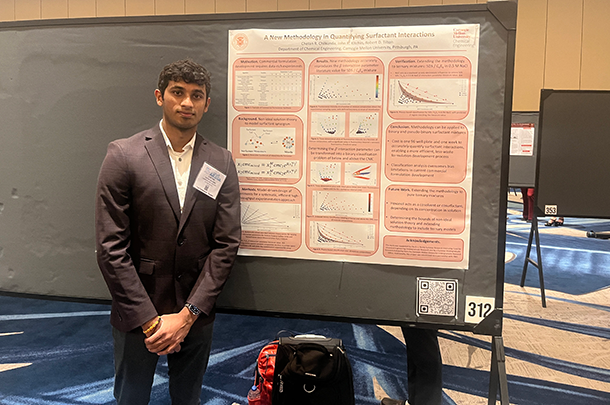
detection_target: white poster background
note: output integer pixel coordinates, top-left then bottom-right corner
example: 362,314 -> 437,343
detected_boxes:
510,125 -> 535,156
228,25 -> 480,269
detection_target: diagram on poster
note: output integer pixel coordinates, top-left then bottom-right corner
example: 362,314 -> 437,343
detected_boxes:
240,127 -> 296,155
228,24 -> 479,269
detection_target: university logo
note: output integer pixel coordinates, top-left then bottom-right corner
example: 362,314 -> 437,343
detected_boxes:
232,33 -> 249,51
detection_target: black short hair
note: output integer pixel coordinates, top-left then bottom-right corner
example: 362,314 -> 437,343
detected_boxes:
157,59 -> 211,98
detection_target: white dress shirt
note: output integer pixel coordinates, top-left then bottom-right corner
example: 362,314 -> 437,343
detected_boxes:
159,120 -> 196,212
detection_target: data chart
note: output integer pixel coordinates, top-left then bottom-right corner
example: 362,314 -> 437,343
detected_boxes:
312,190 -> 374,218
311,112 -> 346,137
310,74 -> 382,106
349,112 -> 379,138
344,163 -> 377,186
241,202 -> 301,233
309,221 -> 376,251
310,162 -> 341,185
389,79 -> 469,111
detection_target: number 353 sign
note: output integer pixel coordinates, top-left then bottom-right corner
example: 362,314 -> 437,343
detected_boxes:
464,296 -> 495,324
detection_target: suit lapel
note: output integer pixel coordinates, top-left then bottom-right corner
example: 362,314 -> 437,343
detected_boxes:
144,126 -> 181,222
179,133 -> 211,234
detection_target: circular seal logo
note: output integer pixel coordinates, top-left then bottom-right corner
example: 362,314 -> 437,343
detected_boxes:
232,33 -> 249,51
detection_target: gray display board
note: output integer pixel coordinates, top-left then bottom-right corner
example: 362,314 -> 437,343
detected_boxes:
508,112 -> 539,188
0,2 -> 516,334
535,89 -> 610,219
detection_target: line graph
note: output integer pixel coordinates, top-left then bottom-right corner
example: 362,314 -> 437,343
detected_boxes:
312,191 -> 374,218
309,221 -> 375,251
241,202 -> 300,233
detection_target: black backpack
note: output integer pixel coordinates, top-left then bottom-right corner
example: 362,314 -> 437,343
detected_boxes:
271,335 -> 355,405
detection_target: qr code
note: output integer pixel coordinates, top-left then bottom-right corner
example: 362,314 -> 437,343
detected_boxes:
417,278 -> 457,317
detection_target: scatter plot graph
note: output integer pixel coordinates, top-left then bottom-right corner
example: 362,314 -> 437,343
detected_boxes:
397,80 -> 452,105
311,112 -> 345,137
241,202 -> 300,233
310,162 -> 341,185
389,79 -> 469,111
240,127 -> 296,155
310,221 -> 376,251
312,191 -> 374,218
310,74 -> 382,106
344,163 -> 377,186
349,112 -> 379,138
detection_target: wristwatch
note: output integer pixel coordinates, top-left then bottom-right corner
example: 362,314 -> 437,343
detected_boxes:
185,303 -> 201,316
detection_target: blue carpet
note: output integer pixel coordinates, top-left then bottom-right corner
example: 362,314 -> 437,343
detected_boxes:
2,296 -> 610,404
1,204 -> 610,404
505,201 -> 610,295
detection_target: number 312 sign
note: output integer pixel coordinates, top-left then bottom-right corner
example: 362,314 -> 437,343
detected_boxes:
464,296 -> 495,324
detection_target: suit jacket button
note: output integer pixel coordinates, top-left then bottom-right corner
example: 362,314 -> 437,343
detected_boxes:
178,238 -> 186,246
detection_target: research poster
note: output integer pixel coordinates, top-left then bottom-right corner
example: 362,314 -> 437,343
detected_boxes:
228,24 -> 480,269
510,123 -> 535,156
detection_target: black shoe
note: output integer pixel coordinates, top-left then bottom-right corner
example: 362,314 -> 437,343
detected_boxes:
380,399 -> 406,405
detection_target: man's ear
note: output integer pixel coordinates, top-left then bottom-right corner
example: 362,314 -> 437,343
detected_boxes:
155,89 -> 163,106
203,97 -> 211,113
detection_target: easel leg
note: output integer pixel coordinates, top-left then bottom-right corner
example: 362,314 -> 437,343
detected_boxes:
533,219 -> 546,307
519,213 -> 547,307
488,336 -> 510,405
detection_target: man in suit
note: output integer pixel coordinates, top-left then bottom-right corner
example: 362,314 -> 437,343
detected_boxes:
95,59 -> 241,405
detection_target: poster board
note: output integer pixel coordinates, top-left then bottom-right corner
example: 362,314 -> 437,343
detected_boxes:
535,90 -> 610,219
0,2 -> 517,334
508,112 -> 539,188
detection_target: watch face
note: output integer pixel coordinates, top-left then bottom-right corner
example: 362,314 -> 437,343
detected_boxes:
187,304 -> 200,315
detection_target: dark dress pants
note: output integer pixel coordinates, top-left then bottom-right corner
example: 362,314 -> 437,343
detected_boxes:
402,326 -> 443,405
112,321 -> 214,405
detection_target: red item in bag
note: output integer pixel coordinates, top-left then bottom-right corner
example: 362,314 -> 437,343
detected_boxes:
248,340 -> 278,405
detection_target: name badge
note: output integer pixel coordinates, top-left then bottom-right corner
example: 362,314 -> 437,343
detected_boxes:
194,162 -> 226,200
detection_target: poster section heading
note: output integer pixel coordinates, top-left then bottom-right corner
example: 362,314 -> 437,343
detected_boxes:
228,25 -> 480,269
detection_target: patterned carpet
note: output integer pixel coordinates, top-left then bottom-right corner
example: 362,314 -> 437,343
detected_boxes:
0,195 -> 609,405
